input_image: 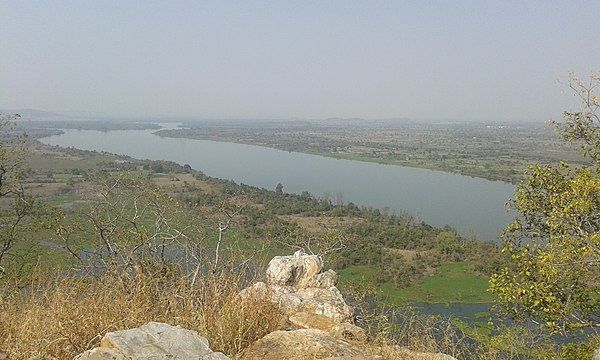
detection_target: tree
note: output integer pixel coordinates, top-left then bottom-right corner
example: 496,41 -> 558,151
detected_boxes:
51,171 -> 201,269
489,74 -> 600,334
0,114 -> 35,275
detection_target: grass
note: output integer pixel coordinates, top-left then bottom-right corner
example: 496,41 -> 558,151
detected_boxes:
338,265 -> 379,286
392,262 -> 496,303
0,260 -> 285,359
338,262 -> 496,304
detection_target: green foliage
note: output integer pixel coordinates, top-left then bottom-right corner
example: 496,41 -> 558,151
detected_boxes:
558,336 -> 600,360
0,114 -> 38,274
490,74 -> 600,334
390,262 -> 496,303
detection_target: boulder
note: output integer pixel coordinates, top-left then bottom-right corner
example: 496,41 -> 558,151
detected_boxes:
244,329 -> 362,360
74,322 -> 229,360
242,282 -> 353,324
295,286 -> 354,323
241,251 -> 353,323
267,251 -> 337,289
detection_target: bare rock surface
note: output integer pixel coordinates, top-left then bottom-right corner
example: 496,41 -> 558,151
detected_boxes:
244,329 -> 362,360
242,253 -> 373,359
593,347 -> 600,360
242,251 -> 353,323
266,251 -> 336,289
74,322 -> 229,360
241,252 -> 459,360
74,348 -> 126,360
295,286 -> 354,322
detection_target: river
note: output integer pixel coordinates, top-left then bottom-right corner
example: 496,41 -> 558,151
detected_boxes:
40,126 -> 515,241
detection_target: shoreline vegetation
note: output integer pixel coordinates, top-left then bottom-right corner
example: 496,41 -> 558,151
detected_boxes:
154,119 -> 588,184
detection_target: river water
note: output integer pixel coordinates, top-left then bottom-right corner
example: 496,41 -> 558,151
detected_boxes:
40,126 -> 515,241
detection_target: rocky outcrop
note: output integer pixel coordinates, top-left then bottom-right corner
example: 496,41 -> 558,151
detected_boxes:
241,251 -> 458,360
239,251 -> 369,358
74,322 -> 229,360
241,251 -> 354,324
288,312 -> 366,343
266,252 -> 338,289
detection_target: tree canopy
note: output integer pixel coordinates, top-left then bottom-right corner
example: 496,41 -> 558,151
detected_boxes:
489,74 -> 600,334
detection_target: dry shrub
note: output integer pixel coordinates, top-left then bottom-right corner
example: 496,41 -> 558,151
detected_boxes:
0,260 -> 284,359
190,268 -> 285,356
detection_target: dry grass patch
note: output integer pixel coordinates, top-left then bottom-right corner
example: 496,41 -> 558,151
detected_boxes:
0,262 -> 284,359
281,215 -> 363,234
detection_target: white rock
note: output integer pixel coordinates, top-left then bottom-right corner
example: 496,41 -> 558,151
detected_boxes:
266,250 -> 333,289
295,286 -> 354,323
242,252 -> 353,324
75,322 -> 229,360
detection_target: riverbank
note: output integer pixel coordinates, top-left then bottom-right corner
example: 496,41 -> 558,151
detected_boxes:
39,127 -> 516,241
155,130 -> 519,184
154,120 -> 588,185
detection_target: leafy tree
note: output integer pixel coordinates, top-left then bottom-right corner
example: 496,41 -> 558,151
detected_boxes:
489,74 -> 600,334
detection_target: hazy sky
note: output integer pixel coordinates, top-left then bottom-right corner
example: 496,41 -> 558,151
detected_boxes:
1,1 -> 599,121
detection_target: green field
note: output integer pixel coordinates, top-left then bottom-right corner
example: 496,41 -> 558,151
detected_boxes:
338,262 -> 496,304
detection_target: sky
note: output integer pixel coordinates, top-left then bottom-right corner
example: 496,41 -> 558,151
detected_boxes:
1,1 -> 599,122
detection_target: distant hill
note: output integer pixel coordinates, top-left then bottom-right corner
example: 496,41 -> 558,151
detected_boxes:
0,109 -> 70,121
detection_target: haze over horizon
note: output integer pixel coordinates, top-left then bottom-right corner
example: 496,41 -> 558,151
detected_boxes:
1,1 -> 598,122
